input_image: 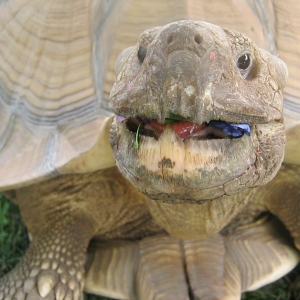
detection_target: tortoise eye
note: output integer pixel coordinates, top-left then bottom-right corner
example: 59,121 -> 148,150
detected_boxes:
237,54 -> 251,70
137,46 -> 147,63
236,53 -> 253,79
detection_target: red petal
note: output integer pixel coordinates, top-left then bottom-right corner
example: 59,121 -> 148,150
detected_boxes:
171,121 -> 206,139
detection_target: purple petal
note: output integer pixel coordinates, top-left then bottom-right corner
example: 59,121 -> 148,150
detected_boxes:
116,115 -> 126,122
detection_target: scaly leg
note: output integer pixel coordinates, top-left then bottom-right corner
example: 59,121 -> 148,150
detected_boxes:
0,176 -> 98,300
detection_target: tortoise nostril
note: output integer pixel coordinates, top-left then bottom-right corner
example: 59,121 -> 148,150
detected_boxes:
167,34 -> 174,44
194,34 -> 201,45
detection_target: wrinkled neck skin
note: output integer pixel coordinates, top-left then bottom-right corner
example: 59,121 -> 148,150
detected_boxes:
109,21 -> 287,239
145,188 -> 255,239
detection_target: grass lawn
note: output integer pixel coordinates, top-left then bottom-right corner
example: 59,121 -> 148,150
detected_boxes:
1,193 -> 300,300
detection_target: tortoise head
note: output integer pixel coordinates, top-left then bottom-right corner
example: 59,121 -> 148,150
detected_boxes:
109,20 -> 287,204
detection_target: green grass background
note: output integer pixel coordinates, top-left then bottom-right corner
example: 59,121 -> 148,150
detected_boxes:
1,193 -> 300,300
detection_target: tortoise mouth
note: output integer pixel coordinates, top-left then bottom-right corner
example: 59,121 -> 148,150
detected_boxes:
110,115 -> 259,203
118,115 -> 251,143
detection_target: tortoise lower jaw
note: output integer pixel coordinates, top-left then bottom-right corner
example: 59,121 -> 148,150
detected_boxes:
136,126 -> 252,176
110,117 -> 257,202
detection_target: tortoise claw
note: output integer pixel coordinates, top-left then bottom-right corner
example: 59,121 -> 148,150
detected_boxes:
0,236 -> 85,300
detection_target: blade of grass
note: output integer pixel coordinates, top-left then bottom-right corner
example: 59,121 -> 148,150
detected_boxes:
135,122 -> 143,149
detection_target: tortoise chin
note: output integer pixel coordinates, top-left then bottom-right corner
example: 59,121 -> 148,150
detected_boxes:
110,117 -> 285,204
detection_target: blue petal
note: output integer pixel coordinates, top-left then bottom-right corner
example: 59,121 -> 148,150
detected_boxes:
208,121 -> 250,137
228,123 -> 251,136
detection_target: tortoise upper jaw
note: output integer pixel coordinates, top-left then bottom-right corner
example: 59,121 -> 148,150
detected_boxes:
109,22 -> 273,125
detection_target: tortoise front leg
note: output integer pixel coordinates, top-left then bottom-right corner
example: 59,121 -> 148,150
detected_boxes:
0,213 -> 92,300
0,175 -> 101,300
0,186 -> 100,300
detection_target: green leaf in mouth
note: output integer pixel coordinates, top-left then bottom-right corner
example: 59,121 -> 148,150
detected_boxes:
164,113 -> 190,124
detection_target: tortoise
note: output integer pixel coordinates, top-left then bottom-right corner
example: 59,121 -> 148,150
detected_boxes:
1,0 -> 300,299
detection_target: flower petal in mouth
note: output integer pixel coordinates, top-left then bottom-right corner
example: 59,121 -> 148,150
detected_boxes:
117,115 -> 251,141
116,115 -> 126,122
208,121 -> 251,138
